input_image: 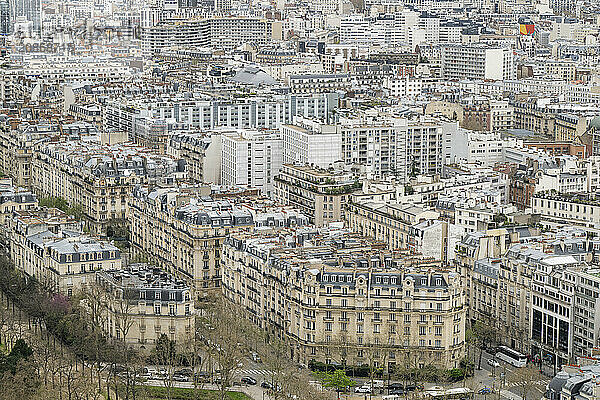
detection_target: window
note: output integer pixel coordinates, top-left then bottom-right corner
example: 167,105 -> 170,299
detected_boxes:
154,304 -> 161,315
155,291 -> 160,300
169,304 -> 176,316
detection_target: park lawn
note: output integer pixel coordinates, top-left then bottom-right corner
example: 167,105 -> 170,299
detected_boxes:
134,385 -> 251,400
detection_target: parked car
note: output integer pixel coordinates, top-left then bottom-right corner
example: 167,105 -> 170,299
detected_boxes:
261,381 -> 272,389
173,374 -> 189,382
251,352 -> 262,363
487,359 -> 500,368
175,368 -> 193,377
479,387 -> 493,395
241,376 -> 257,385
389,388 -> 407,395
194,371 -> 210,382
355,385 -> 372,394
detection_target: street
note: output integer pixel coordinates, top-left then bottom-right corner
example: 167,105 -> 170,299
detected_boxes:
135,350 -> 551,400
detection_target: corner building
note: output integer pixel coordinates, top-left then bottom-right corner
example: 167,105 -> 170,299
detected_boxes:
222,230 -> 466,371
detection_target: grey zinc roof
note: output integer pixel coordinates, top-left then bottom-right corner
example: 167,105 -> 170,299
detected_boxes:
46,238 -> 119,255
230,66 -> 277,86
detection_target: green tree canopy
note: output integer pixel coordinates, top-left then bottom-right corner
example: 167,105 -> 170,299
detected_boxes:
314,369 -> 356,400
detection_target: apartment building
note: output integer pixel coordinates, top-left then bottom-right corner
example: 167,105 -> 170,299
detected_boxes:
0,183 -> 37,225
9,209 -> 121,295
30,141 -> 184,234
531,192 -> 600,227
222,230 -> 466,370
456,225 -> 600,364
280,117 -> 342,168
339,113 -> 444,179
103,93 -> 339,136
128,186 -> 254,298
96,264 -> 194,347
167,132 -> 212,184
67,104 -> 102,127
0,121 -> 58,187
220,130 -> 282,197
345,200 -> 439,252
383,76 -> 423,98
441,44 -> 514,81
553,114 -> 589,143
571,269 -> 600,358
289,74 -> 352,94
274,164 -> 359,226
0,58 -> 131,92
142,17 -> 283,55
445,130 -> 504,167
546,363 -> 600,400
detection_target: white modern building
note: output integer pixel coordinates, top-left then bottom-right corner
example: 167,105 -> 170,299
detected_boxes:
280,117 -> 342,168
441,44 -> 514,81
340,112 -> 445,179
445,128 -> 504,167
221,130 -> 283,197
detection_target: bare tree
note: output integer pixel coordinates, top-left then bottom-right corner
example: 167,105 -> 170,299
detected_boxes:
197,295 -> 247,400
508,364 -> 544,400
80,282 -> 110,394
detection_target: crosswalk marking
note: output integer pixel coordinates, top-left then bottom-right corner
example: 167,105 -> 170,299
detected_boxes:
237,369 -> 269,376
505,380 -> 546,387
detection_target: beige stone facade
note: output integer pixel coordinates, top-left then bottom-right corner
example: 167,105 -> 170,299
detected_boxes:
274,164 -> 358,227
345,199 -> 439,251
128,186 -> 254,299
8,208 -> 121,296
222,231 -> 466,371
29,141 -> 182,234
97,265 -> 194,348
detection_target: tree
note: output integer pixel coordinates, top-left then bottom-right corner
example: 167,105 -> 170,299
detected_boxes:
153,334 -> 176,366
197,295 -> 248,400
469,322 -> 498,370
106,218 -> 130,250
0,359 -> 41,400
80,283 -> 110,394
508,364 -> 543,400
314,369 -> 356,400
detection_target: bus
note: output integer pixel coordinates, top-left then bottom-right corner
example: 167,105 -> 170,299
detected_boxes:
495,346 -> 527,367
418,387 -> 474,400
